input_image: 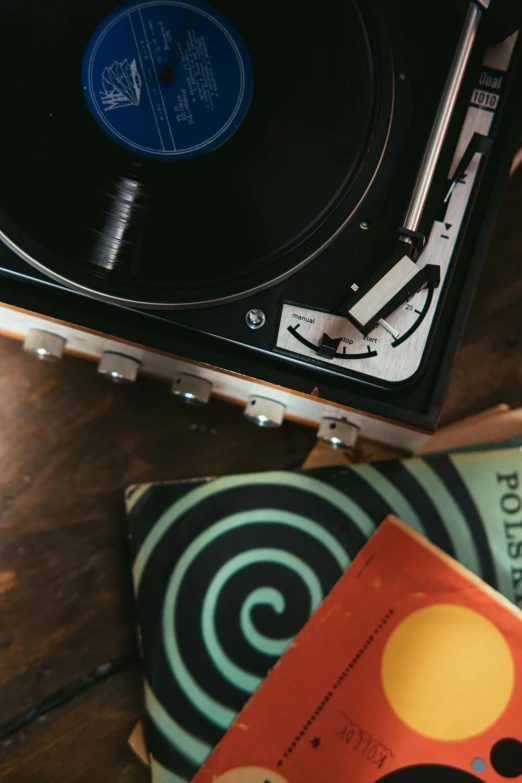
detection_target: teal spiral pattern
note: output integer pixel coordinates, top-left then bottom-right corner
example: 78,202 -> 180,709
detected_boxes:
129,471 -> 374,779
127,454 -> 497,781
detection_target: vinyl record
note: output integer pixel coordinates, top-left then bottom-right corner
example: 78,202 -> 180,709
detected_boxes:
0,0 -> 394,307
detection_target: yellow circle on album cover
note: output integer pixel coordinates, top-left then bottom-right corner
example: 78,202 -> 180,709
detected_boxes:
381,603 -> 514,741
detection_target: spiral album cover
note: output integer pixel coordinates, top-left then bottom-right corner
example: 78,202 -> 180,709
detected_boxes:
125,446 -> 522,781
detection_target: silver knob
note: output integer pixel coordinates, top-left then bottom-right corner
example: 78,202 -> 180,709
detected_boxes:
171,373 -> 213,405
23,330 -> 65,361
245,309 -> 266,330
244,396 -> 286,428
97,352 -> 140,383
317,417 -> 359,449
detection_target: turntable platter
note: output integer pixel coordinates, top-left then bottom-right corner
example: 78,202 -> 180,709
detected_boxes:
0,0 -> 393,307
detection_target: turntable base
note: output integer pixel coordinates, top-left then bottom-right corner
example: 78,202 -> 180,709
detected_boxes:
0,1 -> 521,450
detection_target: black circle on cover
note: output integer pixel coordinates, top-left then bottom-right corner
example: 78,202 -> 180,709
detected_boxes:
376,764 -> 480,782
0,0 -> 393,307
490,738 -> 522,778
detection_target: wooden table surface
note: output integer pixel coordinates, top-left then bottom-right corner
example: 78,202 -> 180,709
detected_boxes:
1,167 -> 522,782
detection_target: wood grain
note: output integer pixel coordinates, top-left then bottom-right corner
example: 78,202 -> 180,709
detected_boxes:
0,665 -> 148,783
0,341 -> 314,725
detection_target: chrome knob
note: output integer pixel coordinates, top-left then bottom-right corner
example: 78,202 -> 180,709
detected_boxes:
244,396 -> 286,428
245,309 -> 266,330
171,373 -> 212,405
23,330 -> 65,361
317,417 -> 359,449
97,352 -> 140,383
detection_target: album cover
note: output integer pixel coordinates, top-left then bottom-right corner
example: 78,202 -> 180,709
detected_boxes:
191,517 -> 522,783
125,445 -> 522,781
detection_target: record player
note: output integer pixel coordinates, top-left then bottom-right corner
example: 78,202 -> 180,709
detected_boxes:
0,0 -> 520,450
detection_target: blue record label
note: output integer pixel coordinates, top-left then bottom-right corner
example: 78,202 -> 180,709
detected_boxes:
82,0 -> 253,160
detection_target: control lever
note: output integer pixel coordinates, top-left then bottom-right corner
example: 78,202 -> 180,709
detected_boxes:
444,131 -> 493,203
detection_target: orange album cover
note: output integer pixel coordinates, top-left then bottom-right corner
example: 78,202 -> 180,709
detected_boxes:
191,516 -> 522,783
